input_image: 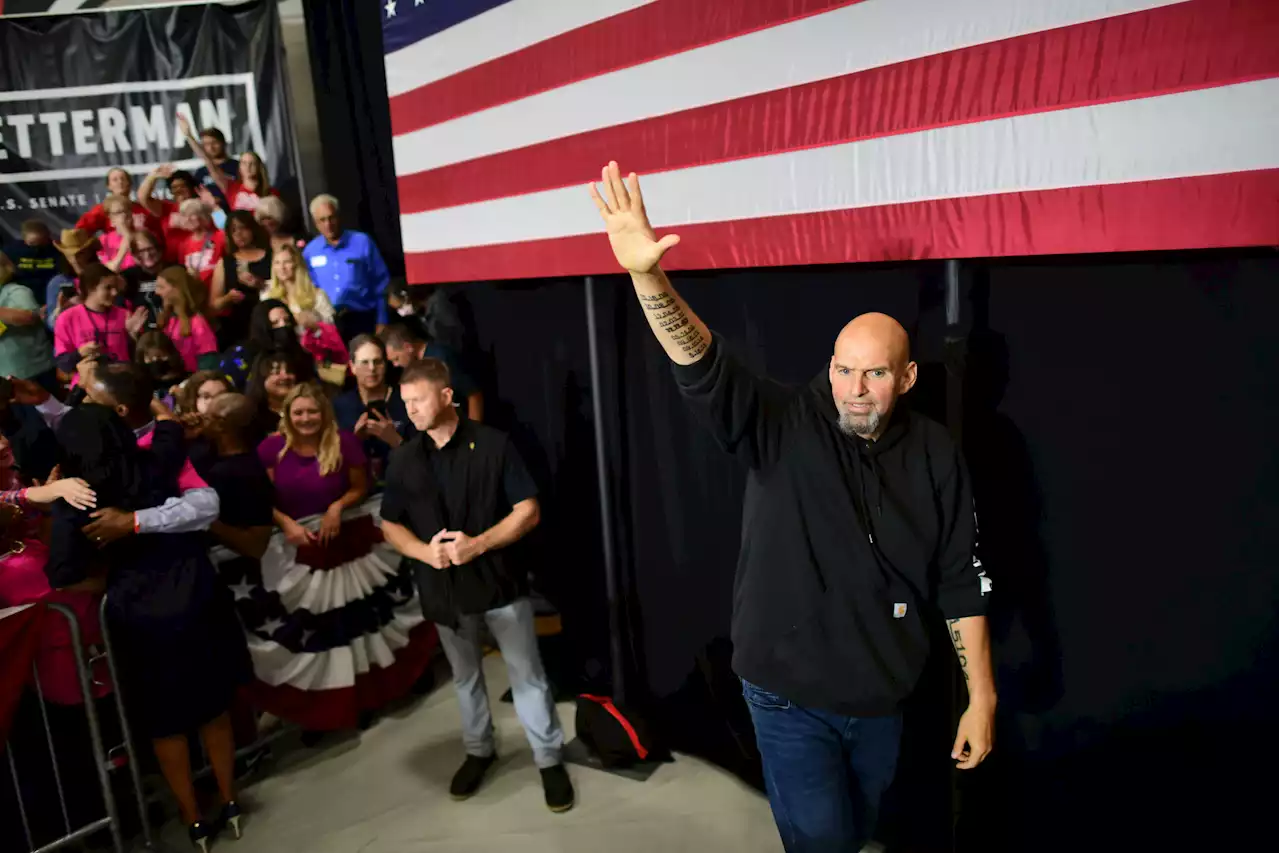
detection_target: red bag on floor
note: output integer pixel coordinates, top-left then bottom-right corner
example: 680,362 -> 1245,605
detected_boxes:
575,694 -> 671,768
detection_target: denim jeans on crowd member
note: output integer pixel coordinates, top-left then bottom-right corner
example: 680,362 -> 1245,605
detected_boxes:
436,598 -> 565,768
743,679 -> 903,853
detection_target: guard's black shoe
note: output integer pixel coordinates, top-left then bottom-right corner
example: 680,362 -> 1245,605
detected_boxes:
540,764 -> 575,813
449,753 -> 497,800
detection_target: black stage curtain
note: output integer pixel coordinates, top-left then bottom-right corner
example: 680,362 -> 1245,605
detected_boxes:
450,280 -> 614,694
302,0 -> 404,276
958,249 -> 1278,852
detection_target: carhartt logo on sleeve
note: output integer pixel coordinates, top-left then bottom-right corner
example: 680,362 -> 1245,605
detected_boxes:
979,572 -> 992,596
892,602 -> 907,619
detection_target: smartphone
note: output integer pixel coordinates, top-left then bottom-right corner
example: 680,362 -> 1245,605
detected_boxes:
365,400 -> 389,420
0,376 -> 13,403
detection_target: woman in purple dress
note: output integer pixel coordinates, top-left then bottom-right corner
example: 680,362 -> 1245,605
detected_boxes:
252,384 -> 435,731
258,383 -> 367,546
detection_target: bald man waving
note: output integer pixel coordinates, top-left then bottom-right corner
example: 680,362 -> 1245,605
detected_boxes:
590,163 -> 995,853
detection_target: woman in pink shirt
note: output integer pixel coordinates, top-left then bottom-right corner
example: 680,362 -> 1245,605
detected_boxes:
180,114 -> 278,212
52,264 -> 147,380
155,267 -> 218,372
96,194 -> 140,272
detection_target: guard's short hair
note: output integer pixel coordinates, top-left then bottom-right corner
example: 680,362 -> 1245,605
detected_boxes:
399,357 -> 451,389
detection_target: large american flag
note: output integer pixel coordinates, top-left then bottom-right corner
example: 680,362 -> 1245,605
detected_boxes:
382,0 -> 1277,285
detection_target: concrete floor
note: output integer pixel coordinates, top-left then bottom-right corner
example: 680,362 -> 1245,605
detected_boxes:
154,655 -> 784,853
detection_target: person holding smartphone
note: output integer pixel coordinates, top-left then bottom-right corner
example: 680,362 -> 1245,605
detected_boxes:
332,334 -> 413,487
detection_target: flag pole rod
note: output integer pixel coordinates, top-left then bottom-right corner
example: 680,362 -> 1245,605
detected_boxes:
584,275 -> 627,704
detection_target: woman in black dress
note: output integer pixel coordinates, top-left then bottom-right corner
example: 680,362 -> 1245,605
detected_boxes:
208,212 -> 270,351
46,381 -> 251,851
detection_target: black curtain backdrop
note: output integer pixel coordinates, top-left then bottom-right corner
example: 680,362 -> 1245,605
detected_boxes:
302,0 -> 404,276
956,249 -> 1278,852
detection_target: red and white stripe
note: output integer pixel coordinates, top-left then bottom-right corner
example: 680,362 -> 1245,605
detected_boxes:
385,0 -> 1278,284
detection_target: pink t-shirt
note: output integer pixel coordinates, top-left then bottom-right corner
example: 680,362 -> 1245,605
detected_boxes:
97,231 -> 138,270
162,313 -> 218,372
54,304 -> 133,364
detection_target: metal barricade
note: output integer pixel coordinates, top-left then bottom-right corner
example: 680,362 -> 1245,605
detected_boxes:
96,594 -> 154,850
2,602 -> 124,853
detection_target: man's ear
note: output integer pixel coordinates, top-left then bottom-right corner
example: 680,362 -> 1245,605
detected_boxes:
900,360 -> 919,394
441,386 -> 455,406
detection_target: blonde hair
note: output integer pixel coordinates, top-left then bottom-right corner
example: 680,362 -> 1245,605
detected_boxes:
254,195 -> 287,224
279,383 -> 342,477
265,244 -> 321,314
157,266 -> 201,338
103,193 -> 131,216
0,251 -> 14,286
179,198 -> 210,222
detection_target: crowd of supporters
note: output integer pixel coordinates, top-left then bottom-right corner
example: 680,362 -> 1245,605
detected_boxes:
0,121 -> 481,851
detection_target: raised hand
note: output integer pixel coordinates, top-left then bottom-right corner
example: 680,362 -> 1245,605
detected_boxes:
588,161 -> 680,274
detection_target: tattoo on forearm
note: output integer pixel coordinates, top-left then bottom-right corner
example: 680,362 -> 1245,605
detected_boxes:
948,618 -> 970,682
637,291 -> 709,359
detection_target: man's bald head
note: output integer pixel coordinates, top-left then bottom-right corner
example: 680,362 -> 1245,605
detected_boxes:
834,313 -> 911,368
206,392 -> 257,444
828,312 -> 917,440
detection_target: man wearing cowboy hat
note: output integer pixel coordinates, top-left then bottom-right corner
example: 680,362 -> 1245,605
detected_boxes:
44,229 -> 101,331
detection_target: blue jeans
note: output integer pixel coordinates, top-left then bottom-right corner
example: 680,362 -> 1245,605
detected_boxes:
743,680 -> 902,853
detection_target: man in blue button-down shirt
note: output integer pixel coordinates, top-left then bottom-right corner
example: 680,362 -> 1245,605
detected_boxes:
303,194 -> 392,341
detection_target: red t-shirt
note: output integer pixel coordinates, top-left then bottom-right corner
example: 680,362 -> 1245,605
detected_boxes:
225,181 -> 279,212
75,201 -> 163,240
178,230 -> 227,286
156,200 -> 193,263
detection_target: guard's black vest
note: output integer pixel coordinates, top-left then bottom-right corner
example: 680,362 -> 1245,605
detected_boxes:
394,421 -> 527,627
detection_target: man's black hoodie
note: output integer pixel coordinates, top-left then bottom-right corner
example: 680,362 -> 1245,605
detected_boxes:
673,336 -> 987,717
